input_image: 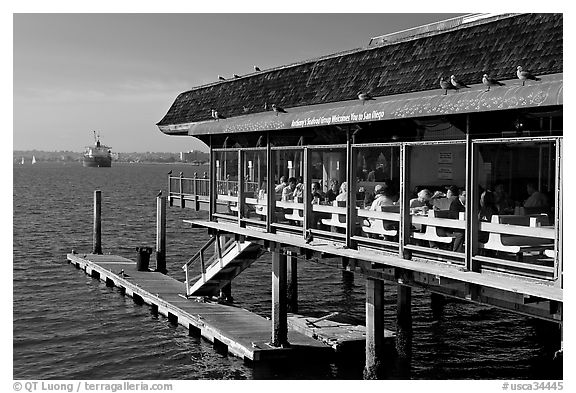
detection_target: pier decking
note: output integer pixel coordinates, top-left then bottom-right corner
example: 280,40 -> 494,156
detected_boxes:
67,253 -> 357,362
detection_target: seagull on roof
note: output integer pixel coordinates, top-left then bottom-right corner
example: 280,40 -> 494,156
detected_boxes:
450,75 -> 470,89
254,66 -> 261,72
357,92 -> 375,104
482,74 -> 505,91
517,66 -> 540,86
439,77 -> 455,95
263,102 -> 268,111
233,74 -> 240,78
214,110 -> 225,120
218,75 -> 226,81
272,104 -> 286,115
211,109 -> 217,119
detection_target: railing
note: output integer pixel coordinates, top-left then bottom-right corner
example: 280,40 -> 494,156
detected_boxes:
168,137 -> 562,287
182,235 -> 236,296
168,172 -> 210,210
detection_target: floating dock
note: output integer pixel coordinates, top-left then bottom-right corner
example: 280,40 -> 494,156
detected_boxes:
66,253 -> 382,362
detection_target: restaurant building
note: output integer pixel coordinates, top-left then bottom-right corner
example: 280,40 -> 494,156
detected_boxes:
157,13 -> 562,378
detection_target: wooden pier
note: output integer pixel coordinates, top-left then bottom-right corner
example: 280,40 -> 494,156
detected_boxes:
66,252 -> 368,362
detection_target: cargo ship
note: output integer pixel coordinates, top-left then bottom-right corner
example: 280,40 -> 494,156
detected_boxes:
83,131 -> 112,167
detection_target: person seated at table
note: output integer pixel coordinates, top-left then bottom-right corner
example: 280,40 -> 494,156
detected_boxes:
363,189 -> 375,209
311,181 -> 324,203
370,184 -> 395,210
356,184 -> 366,205
257,182 -> 267,201
410,189 -> 431,215
524,182 -> 549,211
336,181 -> 348,202
281,177 -> 298,201
478,190 -> 498,244
494,183 -> 513,214
449,188 -> 466,252
431,185 -> 459,210
429,188 -> 466,251
275,176 -> 288,194
325,179 -> 339,203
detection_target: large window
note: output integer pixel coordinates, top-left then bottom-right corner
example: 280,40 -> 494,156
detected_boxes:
472,139 -> 560,280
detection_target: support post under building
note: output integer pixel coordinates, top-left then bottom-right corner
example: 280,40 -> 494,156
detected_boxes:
364,277 -> 385,379
271,248 -> 288,347
286,251 -> 298,313
396,284 -> 413,364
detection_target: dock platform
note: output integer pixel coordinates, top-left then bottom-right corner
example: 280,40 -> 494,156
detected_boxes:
67,253 -> 345,362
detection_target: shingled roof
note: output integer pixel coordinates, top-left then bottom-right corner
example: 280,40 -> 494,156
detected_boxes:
157,13 -> 562,129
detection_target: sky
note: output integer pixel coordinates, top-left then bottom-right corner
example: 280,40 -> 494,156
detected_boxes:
12,10 -> 468,153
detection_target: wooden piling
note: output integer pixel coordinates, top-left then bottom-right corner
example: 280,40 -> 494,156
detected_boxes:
156,195 -> 167,274
287,251 -> 298,313
364,278 -> 384,379
93,190 -> 102,255
271,247 -> 288,347
396,285 -> 412,361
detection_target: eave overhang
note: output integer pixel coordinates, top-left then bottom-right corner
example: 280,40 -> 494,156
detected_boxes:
158,73 -> 562,137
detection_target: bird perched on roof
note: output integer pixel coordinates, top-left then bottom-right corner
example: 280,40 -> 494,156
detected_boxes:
482,74 -> 505,91
119,269 -> 125,277
233,74 -> 240,78
271,104 -> 286,115
254,66 -> 261,72
516,66 -> 540,86
212,109 -> 225,120
357,92 -> 375,104
218,75 -> 226,81
439,77 -> 456,95
450,75 -> 470,89
263,102 -> 268,110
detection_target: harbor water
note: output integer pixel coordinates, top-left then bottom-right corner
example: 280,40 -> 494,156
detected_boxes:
12,162 -> 561,380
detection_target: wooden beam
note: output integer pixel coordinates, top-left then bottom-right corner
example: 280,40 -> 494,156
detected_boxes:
364,277 -> 385,379
271,247 -> 288,347
93,190 -> 102,255
399,145 -> 411,260
396,284 -> 412,360
155,195 -> 167,274
287,251 -> 298,313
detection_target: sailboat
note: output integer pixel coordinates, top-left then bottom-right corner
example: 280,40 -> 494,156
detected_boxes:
32,156 -> 37,164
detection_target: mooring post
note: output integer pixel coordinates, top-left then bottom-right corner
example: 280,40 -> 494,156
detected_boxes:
93,190 -> 102,255
271,246 -> 288,347
364,277 -> 385,379
396,284 -> 413,365
286,251 -> 298,313
155,195 -> 167,274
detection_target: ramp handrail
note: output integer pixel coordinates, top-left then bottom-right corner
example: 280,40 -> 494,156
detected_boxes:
182,235 -> 239,296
